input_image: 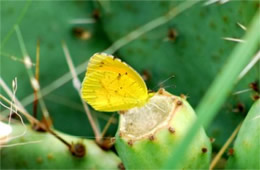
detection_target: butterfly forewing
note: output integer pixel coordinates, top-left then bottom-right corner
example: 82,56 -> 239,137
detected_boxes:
81,53 -> 149,112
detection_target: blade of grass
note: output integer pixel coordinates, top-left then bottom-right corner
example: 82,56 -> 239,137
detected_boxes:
164,10 -> 260,168
238,50 -> 260,81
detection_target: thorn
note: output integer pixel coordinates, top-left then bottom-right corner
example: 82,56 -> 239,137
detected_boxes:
168,127 -> 175,134
33,41 -> 40,118
204,0 -> 230,6
238,51 -> 260,80
232,88 -> 252,95
69,18 -> 96,24
222,37 -> 245,43
237,22 -> 247,31
24,55 -> 33,68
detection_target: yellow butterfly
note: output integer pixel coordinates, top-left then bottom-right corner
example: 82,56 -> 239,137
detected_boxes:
81,53 -> 154,112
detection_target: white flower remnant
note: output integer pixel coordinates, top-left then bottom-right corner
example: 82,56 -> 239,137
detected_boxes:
0,121 -> 13,145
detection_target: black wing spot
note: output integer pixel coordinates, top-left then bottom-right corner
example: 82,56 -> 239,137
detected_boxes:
117,73 -> 121,80
120,87 -> 123,89
125,72 -> 128,75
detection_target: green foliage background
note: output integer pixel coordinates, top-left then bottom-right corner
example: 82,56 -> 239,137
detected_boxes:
1,0 -> 259,157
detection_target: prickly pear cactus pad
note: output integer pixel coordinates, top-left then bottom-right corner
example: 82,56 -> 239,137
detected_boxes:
97,1 -> 259,148
116,89 -> 211,169
226,99 -> 260,169
0,125 -> 121,169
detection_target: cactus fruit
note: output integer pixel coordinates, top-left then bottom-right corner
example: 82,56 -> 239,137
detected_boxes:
0,124 -> 121,169
115,89 -> 211,169
226,99 -> 260,169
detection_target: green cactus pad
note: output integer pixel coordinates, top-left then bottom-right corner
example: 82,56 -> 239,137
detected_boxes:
115,89 -> 211,169
226,99 -> 260,169
0,124 -> 121,169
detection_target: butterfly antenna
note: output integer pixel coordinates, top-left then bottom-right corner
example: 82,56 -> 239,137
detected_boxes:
163,84 -> 177,90
152,75 -> 175,91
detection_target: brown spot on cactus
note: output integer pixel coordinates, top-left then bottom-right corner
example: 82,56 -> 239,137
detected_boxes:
148,135 -> 155,141
36,157 -> 43,164
47,153 -> 54,160
168,127 -> 175,134
127,140 -> 133,146
92,9 -> 100,20
180,94 -> 187,100
72,27 -> 91,40
158,88 -> 165,95
177,100 -> 183,106
222,16 -> 229,23
141,70 -> 151,81
228,148 -> 235,156
209,21 -> 217,30
252,94 -> 260,101
201,147 -> 207,153
249,81 -> 259,92
119,131 -> 123,137
119,110 -> 126,114
70,142 -> 86,157
167,28 -> 178,41
118,162 -> 125,170
233,103 -> 245,113
210,137 -> 215,143
99,137 -> 115,150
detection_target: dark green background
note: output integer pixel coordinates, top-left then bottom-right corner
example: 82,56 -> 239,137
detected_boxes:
1,1 -> 259,151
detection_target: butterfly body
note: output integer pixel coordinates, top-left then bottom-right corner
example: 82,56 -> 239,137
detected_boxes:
81,53 -> 152,112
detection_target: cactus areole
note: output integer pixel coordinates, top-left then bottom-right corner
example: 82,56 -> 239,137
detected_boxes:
115,89 -> 211,169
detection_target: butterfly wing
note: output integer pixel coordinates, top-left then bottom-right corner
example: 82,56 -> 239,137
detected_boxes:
81,53 -> 148,112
